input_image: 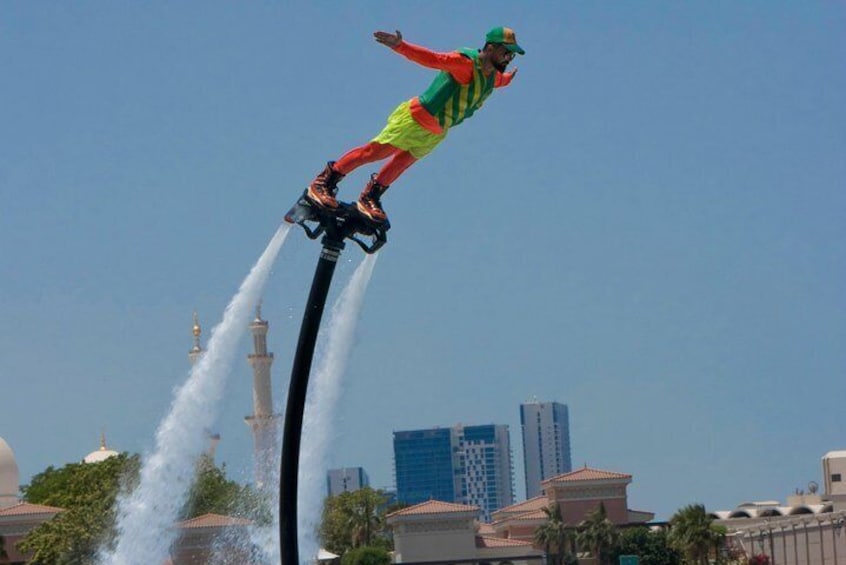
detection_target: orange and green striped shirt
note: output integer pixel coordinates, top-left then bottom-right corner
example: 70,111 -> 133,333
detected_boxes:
392,41 -> 515,135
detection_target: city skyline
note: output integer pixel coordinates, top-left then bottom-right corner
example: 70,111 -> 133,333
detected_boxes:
2,298 -> 844,517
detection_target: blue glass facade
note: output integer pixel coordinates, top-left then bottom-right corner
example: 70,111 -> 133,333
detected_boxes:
393,424 -> 514,520
393,428 -> 456,505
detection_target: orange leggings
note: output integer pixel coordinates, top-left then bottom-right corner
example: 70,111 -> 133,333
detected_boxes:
333,142 -> 418,186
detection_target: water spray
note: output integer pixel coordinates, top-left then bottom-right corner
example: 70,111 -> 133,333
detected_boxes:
103,224 -> 290,565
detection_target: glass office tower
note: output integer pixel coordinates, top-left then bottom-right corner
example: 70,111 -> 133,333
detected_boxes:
520,401 -> 572,498
394,424 -> 514,520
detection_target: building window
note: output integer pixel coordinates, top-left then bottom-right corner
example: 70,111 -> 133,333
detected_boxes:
833,474 -> 842,482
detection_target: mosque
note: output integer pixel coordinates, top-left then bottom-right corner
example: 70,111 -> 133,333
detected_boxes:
0,307 -> 278,564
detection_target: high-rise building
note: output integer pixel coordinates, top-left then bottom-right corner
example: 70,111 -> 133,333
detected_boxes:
394,424 -> 514,520
520,400 -> 572,498
394,428 -> 456,505
327,467 -> 370,496
460,424 -> 514,519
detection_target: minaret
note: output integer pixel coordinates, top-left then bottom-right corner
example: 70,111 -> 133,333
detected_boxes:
206,431 -> 221,461
190,315 -> 222,463
245,302 -> 278,489
189,312 -> 204,365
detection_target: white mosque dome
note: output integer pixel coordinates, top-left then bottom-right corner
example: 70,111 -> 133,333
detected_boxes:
83,434 -> 119,464
0,436 -> 21,508
84,448 -> 119,464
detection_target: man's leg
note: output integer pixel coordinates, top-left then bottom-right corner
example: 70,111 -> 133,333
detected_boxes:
374,150 -> 417,186
307,142 -> 398,209
334,142 -> 399,175
357,150 -> 417,223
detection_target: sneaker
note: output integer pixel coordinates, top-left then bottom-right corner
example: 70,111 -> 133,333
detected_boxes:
306,161 -> 345,209
356,175 -> 389,223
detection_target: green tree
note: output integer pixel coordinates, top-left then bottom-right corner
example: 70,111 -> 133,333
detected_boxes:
182,454 -> 268,523
612,526 -> 681,565
668,504 -> 725,564
576,502 -> 620,565
1,534 -> 8,561
320,487 -> 391,556
18,453 -> 264,563
534,504 -> 576,565
340,545 -> 391,565
18,453 -> 141,564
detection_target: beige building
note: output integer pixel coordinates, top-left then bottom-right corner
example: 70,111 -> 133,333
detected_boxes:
709,451 -> 846,565
822,450 -> 846,501
0,502 -> 64,564
387,465 -> 653,564
491,466 -> 653,543
166,513 -> 255,565
712,501 -> 846,565
387,500 -> 542,564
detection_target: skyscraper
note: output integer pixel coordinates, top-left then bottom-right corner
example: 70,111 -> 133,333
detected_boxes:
520,400 -> 572,498
394,428 -> 456,505
394,424 -> 514,520
460,424 -> 514,520
327,467 -> 370,496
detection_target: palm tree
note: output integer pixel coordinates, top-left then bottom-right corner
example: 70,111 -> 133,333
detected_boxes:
347,488 -> 386,548
320,487 -> 390,554
668,503 -> 724,564
576,502 -> 619,565
534,504 -> 574,565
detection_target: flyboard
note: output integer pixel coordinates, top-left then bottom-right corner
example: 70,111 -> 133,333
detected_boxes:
280,189 -> 389,565
284,190 -> 390,254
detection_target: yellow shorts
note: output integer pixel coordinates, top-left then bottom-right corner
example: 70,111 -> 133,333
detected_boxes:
372,100 -> 447,159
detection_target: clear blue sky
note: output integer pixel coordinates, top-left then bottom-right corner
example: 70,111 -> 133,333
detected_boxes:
1,2 -> 843,520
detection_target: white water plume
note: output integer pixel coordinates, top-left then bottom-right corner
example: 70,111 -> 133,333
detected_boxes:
102,223 -> 291,565
298,253 -> 379,561
241,414 -> 286,564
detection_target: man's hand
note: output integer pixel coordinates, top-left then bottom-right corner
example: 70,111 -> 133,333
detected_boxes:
374,30 -> 402,48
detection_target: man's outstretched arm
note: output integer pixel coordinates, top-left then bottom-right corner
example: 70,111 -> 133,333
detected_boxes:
373,30 -> 474,84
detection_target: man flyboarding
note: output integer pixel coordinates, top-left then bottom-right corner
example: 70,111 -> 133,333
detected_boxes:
305,27 -> 525,224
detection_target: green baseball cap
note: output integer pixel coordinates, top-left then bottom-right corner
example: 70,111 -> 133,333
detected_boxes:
485,26 -> 525,55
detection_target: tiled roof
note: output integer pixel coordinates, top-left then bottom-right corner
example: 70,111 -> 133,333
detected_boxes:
510,509 -> 548,521
388,500 -> 479,518
477,522 -> 497,535
175,513 -> 252,529
542,466 -> 631,484
476,535 -> 534,548
492,508 -> 548,526
0,502 -> 64,517
494,496 -> 548,515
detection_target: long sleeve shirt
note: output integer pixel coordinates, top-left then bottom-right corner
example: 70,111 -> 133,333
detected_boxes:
391,40 -> 515,133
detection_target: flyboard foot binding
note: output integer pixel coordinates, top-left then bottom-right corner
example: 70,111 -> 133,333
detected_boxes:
284,190 -> 390,254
